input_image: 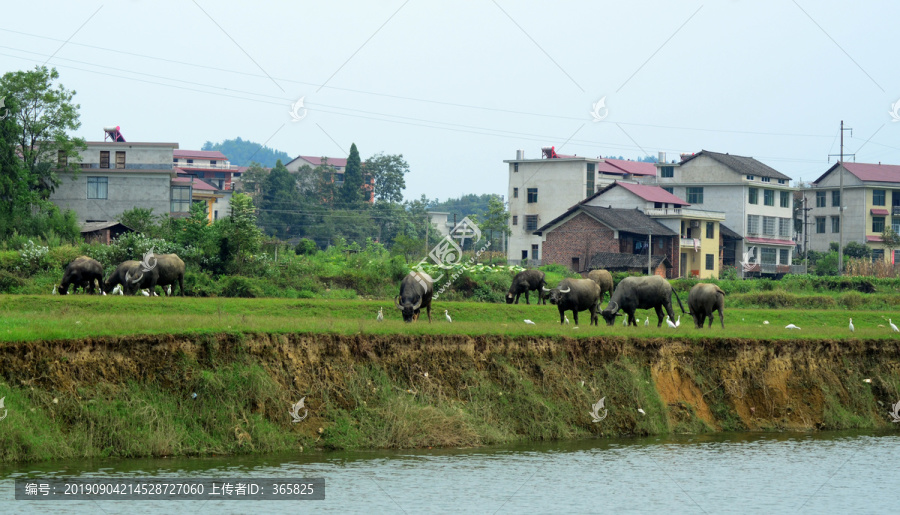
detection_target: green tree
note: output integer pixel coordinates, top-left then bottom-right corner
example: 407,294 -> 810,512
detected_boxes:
117,207 -> 157,235
843,241 -> 871,259
202,137 -> 291,167
479,195 -> 510,253
365,152 -> 409,203
257,159 -> 302,239
0,66 -> 86,198
221,193 -> 262,269
339,143 -> 363,207
238,162 -> 269,200
882,227 -> 900,259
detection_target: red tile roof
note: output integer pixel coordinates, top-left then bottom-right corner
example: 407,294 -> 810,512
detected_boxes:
174,149 -> 229,160
172,175 -> 218,191
611,182 -> 690,205
598,159 -> 657,176
815,162 -> 900,184
745,237 -> 795,246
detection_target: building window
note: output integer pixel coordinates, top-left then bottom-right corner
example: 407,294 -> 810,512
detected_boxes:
527,188 -> 538,203
779,248 -> 789,264
832,190 -> 840,207
525,215 -> 538,231
115,151 -> 125,169
586,169 -> 594,197
513,187 -> 519,199
872,249 -> 885,262
210,160 -> 217,166
747,214 -> 760,234
587,163 -> 595,173
780,191 -> 790,208
86,177 -> 108,199
779,217 -> 791,238
761,247 -> 776,264
762,177 -> 771,183
749,187 -> 758,204
335,173 -> 344,184
187,159 -> 194,164
99,151 -> 110,169
686,187 -> 703,204
873,216 -> 885,233
171,185 -> 192,212
705,253 -> 714,270
873,189 -> 886,206
572,257 -> 580,271
746,175 -> 754,180
763,216 -> 775,235
706,222 -> 714,239
57,150 -> 67,168
778,179 -> 787,185
764,189 -> 775,206
531,244 -> 539,261
815,217 -> 825,233
816,191 -> 826,207
214,210 -> 218,220
662,187 -> 673,194
214,172 -> 225,178
893,217 -> 900,234
513,163 -> 518,172
831,216 -> 840,233
512,215 -> 518,226
660,166 -> 674,178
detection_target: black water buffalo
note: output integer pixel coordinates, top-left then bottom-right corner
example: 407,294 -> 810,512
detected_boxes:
601,275 -> 685,327
543,278 -> 602,325
688,283 -> 726,328
102,260 -> 140,294
60,256 -> 103,294
396,271 -> 433,322
586,269 -> 614,304
124,254 -> 186,296
506,269 -> 547,305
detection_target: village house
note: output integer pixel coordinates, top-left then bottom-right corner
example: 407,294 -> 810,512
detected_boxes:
285,155 -> 374,203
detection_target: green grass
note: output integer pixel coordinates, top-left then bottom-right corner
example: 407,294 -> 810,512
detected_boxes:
1,294 -> 898,343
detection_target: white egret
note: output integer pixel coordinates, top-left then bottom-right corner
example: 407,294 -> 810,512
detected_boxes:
644,316 -> 649,327
564,315 -> 570,325
376,307 -> 383,322
763,321 -> 769,325
622,316 -> 627,327
675,315 -> 681,328
445,310 -> 452,323
524,319 -> 535,325
785,324 -> 801,330
849,318 -> 855,333
890,319 -> 898,333
52,285 -> 58,295
666,316 -> 677,329
637,408 -> 646,415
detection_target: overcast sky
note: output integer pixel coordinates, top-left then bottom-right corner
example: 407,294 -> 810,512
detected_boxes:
2,1 -> 899,201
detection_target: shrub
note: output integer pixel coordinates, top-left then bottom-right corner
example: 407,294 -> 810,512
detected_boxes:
0,269 -> 26,293
183,271 -> 219,297
219,276 -> 264,298
295,238 -> 318,255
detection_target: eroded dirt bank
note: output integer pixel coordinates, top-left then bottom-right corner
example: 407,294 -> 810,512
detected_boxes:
0,333 -> 898,462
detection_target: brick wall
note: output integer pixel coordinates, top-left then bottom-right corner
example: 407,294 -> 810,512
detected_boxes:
543,213 -> 618,271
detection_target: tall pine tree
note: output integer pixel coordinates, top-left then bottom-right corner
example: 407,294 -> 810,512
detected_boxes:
340,143 -> 363,207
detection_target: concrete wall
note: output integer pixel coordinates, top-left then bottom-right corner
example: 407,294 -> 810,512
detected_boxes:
77,142 -> 176,169
51,171 -> 173,223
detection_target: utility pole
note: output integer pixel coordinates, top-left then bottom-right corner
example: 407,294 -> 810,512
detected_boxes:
829,121 -> 854,276
801,195 -> 813,273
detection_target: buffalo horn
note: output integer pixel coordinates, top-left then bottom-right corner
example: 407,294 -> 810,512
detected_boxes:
608,300 -> 618,312
395,295 -> 403,309
560,287 -> 571,293
542,286 -> 551,291
412,297 -> 422,311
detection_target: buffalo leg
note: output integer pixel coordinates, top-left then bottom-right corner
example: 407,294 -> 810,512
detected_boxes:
655,306 -> 665,327
514,293 -> 520,304
524,291 -> 530,305
426,304 -> 432,323
558,307 -> 565,325
717,308 -> 724,328
413,309 -> 420,322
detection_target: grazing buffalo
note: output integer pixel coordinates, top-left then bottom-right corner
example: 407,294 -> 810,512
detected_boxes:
102,260 -> 140,294
60,256 -> 103,295
543,278 -> 603,326
396,271 -> 433,322
688,283 -> 726,328
124,254 -> 186,296
586,269 -> 614,304
601,275 -> 685,327
506,269 -> 547,305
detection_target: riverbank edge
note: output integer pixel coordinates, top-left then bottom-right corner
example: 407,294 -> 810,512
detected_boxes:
1,332 -> 899,463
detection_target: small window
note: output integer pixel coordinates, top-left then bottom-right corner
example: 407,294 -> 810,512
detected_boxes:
586,169 -> 595,197
521,250 -> 528,260
816,191 -> 826,207
746,175 -> 754,180
512,215 -> 518,226
115,151 -> 125,169
706,222 -> 714,239
513,163 -> 519,173
763,216 -> 775,235
873,249 -> 885,262
662,187 -> 674,194
761,248 -> 776,264
57,150 -> 67,168
171,185 -> 192,212
747,215 -> 760,234
214,210 -> 218,220
816,217 -> 825,233
764,189 -> 774,206
210,160 -> 217,166
749,188 -> 758,204
527,188 -> 538,203
832,190 -> 841,207
187,159 -> 194,164
873,189 -> 886,206
779,248 -> 789,264
513,187 -> 519,199
525,215 -> 538,231
99,151 -> 110,169
571,257 -> 580,271
705,254 -> 714,270
831,216 -> 840,233
780,191 -> 790,208
873,216 -> 885,233
660,166 -> 674,178
686,187 -> 703,204
87,177 -> 108,199
762,177 -> 771,183
779,218 -> 791,238
531,244 -> 539,260
587,163 -> 595,172
778,179 -> 787,185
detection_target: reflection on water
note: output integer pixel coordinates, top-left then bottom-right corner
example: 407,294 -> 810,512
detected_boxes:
1,430 -> 898,514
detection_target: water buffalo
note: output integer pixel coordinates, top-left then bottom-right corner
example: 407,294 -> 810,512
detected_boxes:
506,269 -> 547,305
543,278 -> 602,325
102,260 -> 140,294
586,269 -> 614,304
60,256 -> 103,295
124,254 -> 186,296
688,283 -> 726,328
396,271 -> 433,322
601,275 -> 685,327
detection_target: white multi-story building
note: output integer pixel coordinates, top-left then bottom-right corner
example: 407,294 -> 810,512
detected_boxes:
505,147 -> 655,264
649,150 -> 798,274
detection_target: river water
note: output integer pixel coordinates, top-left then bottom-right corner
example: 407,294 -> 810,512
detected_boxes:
1,430 -> 898,514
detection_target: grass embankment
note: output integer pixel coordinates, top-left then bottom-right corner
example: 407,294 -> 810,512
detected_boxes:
0,297 -> 899,463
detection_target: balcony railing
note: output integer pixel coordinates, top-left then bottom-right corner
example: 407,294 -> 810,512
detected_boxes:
893,207 -> 900,216
644,207 -> 725,220
680,238 -> 699,248
174,161 -> 241,170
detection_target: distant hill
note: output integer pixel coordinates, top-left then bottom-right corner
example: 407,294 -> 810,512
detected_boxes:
202,137 -> 293,167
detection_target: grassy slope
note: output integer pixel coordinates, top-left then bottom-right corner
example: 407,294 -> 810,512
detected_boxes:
0,294 -> 897,343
